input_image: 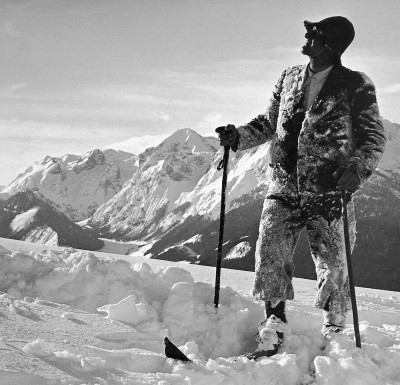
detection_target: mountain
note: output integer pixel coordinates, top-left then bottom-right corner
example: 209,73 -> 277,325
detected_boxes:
142,121 -> 399,291
3,120 -> 399,291
0,149 -> 137,221
82,121 -> 400,291
377,119 -> 400,172
88,128 -> 273,240
0,190 -> 103,250
89,129 -> 223,239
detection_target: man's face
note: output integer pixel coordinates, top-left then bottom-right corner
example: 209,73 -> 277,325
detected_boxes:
301,24 -> 326,57
301,36 -> 325,57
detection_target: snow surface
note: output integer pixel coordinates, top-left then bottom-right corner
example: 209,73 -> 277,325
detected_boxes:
100,238 -> 140,255
0,238 -> 399,384
10,207 -> 40,233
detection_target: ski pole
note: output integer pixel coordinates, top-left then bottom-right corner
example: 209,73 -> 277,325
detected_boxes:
341,189 -> 362,348
214,145 -> 230,308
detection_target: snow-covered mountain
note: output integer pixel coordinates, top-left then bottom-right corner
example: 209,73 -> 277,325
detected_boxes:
89,121 -> 400,291
89,129 -> 223,239
0,190 -> 103,250
1,149 -> 136,221
88,128 -> 272,240
378,119 -> 400,172
2,121 -> 399,290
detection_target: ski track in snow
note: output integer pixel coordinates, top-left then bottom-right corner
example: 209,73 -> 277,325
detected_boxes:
0,238 -> 399,385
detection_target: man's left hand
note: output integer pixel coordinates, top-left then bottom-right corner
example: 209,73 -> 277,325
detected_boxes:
336,169 -> 361,192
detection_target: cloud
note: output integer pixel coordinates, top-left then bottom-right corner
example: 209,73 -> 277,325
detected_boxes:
379,83 -> 400,95
9,82 -> 27,92
195,112 -> 225,131
191,82 -> 268,100
84,86 -> 199,108
152,112 -> 171,122
104,134 -> 170,154
0,119 -> 132,142
1,20 -> 19,36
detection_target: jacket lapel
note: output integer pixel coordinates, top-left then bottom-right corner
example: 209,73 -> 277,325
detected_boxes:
288,64 -> 307,115
309,64 -> 345,115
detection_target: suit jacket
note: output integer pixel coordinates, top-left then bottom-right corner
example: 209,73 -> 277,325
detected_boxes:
237,64 -> 386,197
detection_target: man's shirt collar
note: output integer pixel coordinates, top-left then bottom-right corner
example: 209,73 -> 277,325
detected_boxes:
306,64 -> 333,81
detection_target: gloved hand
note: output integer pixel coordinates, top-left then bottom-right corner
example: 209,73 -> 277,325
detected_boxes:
335,168 -> 361,192
215,124 -> 239,152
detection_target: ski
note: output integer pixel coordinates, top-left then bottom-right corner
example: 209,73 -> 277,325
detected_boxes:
164,337 -> 192,362
164,336 -> 283,362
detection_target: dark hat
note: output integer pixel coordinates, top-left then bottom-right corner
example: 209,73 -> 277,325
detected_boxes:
304,16 -> 355,56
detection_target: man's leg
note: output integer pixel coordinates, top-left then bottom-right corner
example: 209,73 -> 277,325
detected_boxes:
247,198 -> 303,359
305,195 -> 356,335
253,198 -> 303,304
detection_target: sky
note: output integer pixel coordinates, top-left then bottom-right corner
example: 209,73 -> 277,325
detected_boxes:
1,0 -> 399,186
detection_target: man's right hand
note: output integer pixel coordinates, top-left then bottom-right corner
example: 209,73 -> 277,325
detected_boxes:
215,124 -> 239,152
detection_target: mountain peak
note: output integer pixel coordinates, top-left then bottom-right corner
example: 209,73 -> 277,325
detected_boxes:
163,128 -> 200,142
41,155 -> 59,165
71,149 -> 105,173
158,128 -> 215,154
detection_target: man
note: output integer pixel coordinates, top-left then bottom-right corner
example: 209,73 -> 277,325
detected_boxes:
216,16 -> 385,359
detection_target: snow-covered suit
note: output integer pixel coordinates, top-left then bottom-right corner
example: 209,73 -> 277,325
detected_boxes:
236,63 -> 385,324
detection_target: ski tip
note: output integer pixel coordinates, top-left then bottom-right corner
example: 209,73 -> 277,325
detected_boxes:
164,336 -> 192,362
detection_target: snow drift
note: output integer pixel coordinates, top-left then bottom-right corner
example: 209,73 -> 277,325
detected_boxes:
0,243 -> 399,384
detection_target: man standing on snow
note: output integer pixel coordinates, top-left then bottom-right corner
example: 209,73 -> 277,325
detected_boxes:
216,16 -> 385,359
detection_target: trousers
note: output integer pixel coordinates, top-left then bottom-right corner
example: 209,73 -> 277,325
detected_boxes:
252,193 -> 355,324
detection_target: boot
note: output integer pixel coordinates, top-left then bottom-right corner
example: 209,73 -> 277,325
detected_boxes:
321,311 -> 346,339
245,301 -> 288,360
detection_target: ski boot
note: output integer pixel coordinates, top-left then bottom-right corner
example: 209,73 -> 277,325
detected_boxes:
245,301 -> 288,360
321,312 -> 346,341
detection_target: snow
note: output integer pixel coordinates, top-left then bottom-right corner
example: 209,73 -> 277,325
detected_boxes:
24,226 -> 59,245
90,130 -> 219,239
100,238 -> 140,255
174,142 -> 272,221
10,207 -> 40,232
0,239 -> 399,384
1,149 -> 137,221
98,295 -> 139,323
224,241 -> 252,260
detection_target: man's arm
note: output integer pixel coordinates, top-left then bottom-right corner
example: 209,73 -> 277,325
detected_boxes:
346,73 -> 386,186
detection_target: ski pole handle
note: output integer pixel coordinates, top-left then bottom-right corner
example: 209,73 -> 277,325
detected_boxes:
217,146 -> 231,170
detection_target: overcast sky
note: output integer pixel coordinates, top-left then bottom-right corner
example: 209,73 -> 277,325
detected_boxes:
1,0 -> 399,186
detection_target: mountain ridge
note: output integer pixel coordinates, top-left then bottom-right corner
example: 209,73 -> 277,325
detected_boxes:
1,148 -> 137,221
0,190 -> 103,250
2,120 -> 399,290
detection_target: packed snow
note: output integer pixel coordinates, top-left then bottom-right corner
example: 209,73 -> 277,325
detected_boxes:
10,207 -> 40,233
0,240 -> 399,384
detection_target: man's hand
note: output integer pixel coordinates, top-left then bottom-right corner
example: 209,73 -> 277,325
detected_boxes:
335,168 -> 361,192
215,124 -> 239,152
